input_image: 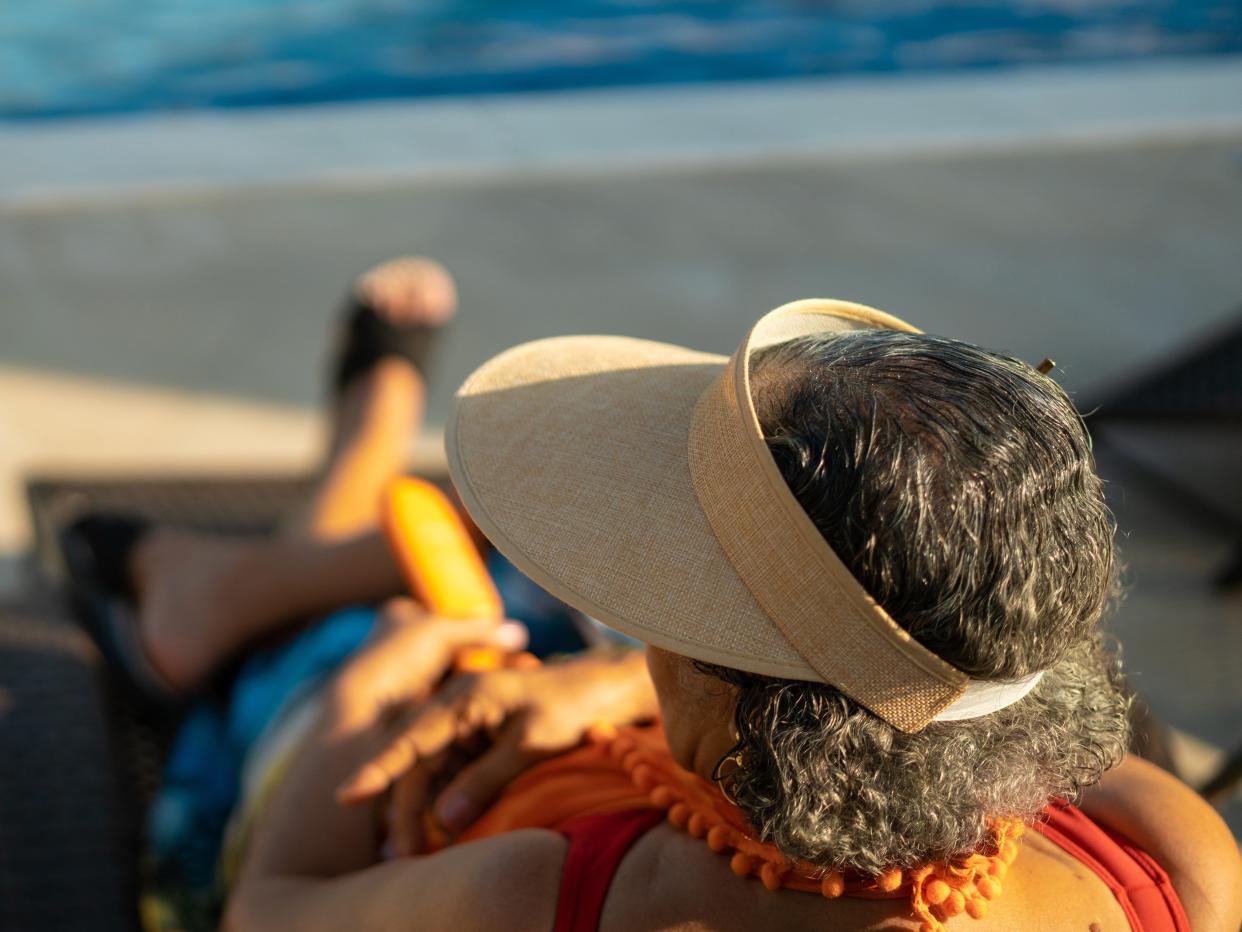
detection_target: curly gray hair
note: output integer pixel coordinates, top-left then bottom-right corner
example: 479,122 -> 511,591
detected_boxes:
697,330 -> 1129,875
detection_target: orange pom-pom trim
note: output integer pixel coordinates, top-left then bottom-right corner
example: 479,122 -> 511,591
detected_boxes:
692,812 -> 712,837
820,871 -> 845,899
597,725 -> 1024,932
923,879 -> 951,905
649,785 -> 676,808
943,889 -> 966,916
876,868 -> 904,892
706,825 -> 731,853
667,802 -> 690,828
759,862 -> 784,892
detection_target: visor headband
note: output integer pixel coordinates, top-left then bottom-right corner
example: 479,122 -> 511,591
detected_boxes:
687,300 -> 1041,732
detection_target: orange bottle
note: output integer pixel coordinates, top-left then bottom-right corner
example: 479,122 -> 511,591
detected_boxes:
381,477 -> 508,671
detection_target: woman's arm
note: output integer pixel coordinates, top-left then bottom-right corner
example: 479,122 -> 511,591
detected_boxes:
228,755 -> 563,932
1078,753 -> 1242,932
228,826 -> 565,932
226,600 -> 565,931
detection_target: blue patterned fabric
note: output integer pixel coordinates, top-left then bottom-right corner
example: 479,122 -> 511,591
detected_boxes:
141,549 -> 598,930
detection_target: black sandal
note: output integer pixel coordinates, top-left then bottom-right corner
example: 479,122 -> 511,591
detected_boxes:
331,287 -> 450,396
59,513 -> 182,707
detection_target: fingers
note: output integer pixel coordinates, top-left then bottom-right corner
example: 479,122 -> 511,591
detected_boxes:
375,596 -> 424,628
342,600 -> 527,702
374,598 -> 526,655
389,750 -> 449,859
335,673 -> 513,804
473,620 -> 529,653
336,698 -> 465,804
384,600 -> 527,674
386,756 -> 434,857
432,718 -> 544,835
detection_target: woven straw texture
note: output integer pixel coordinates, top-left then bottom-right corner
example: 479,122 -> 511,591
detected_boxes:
450,334 -> 812,675
688,302 -> 966,731
449,299 -> 972,730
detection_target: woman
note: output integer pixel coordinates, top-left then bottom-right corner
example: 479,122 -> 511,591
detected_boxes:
78,264 -> 1239,930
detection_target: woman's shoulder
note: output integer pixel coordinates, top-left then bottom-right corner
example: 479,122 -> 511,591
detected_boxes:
1080,756 -> 1242,932
466,829 -> 570,931
602,822 -> 1134,932
1009,829 -> 1134,929
398,828 -> 570,932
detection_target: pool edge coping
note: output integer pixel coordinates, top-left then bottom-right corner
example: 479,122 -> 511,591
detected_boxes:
4,55 -> 1242,209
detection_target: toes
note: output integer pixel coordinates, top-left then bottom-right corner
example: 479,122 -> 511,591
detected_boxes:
357,257 -> 457,326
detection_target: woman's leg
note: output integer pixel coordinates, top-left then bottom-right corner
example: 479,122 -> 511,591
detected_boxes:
131,258 -> 456,691
299,255 -> 456,541
299,359 -> 423,541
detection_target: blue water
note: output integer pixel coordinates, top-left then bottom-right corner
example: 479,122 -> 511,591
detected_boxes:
3,1 -> 1241,121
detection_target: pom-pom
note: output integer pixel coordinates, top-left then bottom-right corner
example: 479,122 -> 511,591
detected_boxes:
667,802 -> 690,828
706,825 -> 730,852
988,859 -> 1007,879
919,923 -> 939,932
649,786 -> 675,808
819,871 -> 845,899
759,862 -> 783,891
687,812 -> 708,838
923,879 -> 951,905
730,853 -> 752,877
876,869 -> 903,892
966,896 -> 989,920
943,890 -> 966,916
976,876 -> 1001,900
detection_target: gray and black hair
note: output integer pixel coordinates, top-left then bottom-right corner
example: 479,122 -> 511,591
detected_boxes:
696,329 -> 1128,875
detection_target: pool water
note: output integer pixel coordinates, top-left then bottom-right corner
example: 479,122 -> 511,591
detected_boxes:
3,0 -> 1241,120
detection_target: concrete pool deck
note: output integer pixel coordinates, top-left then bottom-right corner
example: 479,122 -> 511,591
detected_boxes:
2,59 -> 1241,828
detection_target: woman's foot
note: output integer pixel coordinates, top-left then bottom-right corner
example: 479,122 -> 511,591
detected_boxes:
128,528 -> 265,693
98,259 -> 461,693
354,256 -> 457,329
332,256 -> 457,398
311,257 -> 458,540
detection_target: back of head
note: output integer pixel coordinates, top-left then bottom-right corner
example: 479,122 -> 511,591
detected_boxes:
701,329 -> 1128,875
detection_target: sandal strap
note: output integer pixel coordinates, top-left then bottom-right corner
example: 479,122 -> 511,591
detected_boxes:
61,514 -> 148,600
60,513 -> 180,705
332,297 -> 445,394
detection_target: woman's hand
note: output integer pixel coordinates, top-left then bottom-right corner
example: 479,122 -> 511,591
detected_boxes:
335,649 -> 657,848
324,596 -> 527,734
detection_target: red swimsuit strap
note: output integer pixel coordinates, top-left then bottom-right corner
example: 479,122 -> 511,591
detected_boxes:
553,808 -> 666,932
1030,802 -> 1190,932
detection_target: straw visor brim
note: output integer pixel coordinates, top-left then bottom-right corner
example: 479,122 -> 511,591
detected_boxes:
447,302 -> 899,681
